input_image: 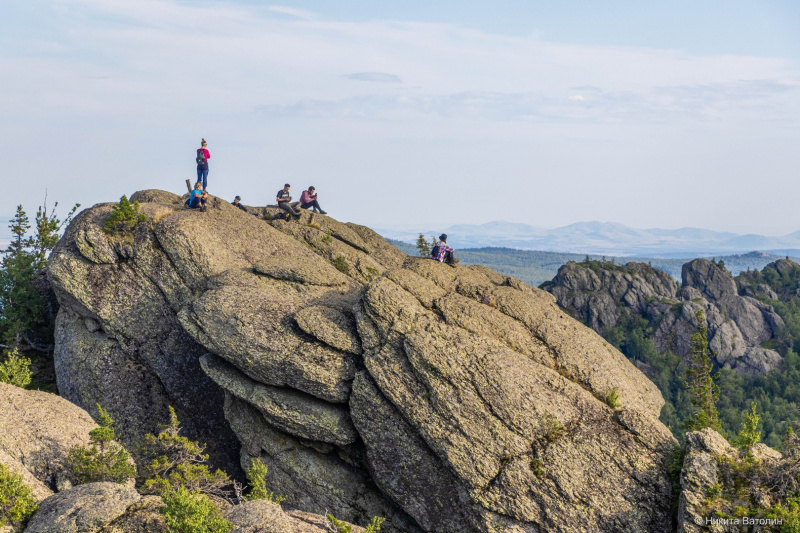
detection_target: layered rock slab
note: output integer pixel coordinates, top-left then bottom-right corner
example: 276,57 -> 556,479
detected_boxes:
353,261 -> 675,532
48,190 -> 678,533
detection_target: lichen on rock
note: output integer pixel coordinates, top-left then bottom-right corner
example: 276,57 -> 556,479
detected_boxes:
47,190 -> 679,532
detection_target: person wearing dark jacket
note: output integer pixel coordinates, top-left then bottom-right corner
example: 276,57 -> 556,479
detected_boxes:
232,195 -> 247,211
276,183 -> 300,219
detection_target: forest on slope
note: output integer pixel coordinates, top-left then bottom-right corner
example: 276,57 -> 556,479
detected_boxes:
386,238 -> 797,286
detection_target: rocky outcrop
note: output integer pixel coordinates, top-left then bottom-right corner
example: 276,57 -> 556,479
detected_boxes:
545,259 -> 784,375
23,483 -> 142,533
225,500 -> 368,533
20,483 -> 366,533
48,190 -> 678,532
676,429 -> 737,532
0,382 -> 98,499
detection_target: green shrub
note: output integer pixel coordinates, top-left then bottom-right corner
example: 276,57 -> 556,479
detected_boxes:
529,458 -> 544,477
365,516 -> 386,533
333,256 -> 350,274
327,513 -> 352,533
244,458 -> 285,504
160,486 -> 232,533
66,404 -> 136,484
606,387 -> 621,409
137,407 -> 231,501
542,413 -> 563,442
326,513 -> 385,533
0,349 -> 32,387
364,266 -> 380,282
0,462 -> 38,527
321,229 -> 332,244
104,195 -> 146,235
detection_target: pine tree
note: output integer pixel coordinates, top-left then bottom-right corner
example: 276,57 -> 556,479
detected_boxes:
66,404 -> 136,484
0,200 -> 78,348
684,309 -> 722,432
0,207 -> 40,346
415,233 -> 431,258
736,401 -> 761,454
104,195 -> 146,235
31,196 -> 79,270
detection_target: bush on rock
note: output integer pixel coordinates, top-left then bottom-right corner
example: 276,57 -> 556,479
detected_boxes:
66,404 -> 136,484
0,462 -> 37,527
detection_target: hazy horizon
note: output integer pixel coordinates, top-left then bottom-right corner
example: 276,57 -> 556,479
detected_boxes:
2,1 -> 799,235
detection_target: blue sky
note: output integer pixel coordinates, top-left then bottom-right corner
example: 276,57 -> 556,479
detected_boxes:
2,1 -> 799,236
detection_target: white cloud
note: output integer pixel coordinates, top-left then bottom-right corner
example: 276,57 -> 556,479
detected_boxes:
347,72 -> 403,83
268,5 -> 318,20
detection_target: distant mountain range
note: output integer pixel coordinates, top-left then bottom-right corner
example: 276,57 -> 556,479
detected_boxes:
374,221 -> 800,257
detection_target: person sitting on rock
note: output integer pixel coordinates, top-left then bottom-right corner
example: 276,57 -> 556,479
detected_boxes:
185,182 -> 208,211
276,183 -> 301,220
232,195 -> 247,212
431,234 -> 455,265
299,186 -> 327,214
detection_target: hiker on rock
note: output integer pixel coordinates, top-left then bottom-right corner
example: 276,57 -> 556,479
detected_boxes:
232,195 -> 247,212
299,186 -> 327,214
186,182 -> 208,211
431,234 -> 455,265
276,183 -> 301,220
196,138 -> 210,190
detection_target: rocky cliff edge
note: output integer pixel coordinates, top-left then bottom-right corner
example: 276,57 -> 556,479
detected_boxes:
46,190 -> 677,532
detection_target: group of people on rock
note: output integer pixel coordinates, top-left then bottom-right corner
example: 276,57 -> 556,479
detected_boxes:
184,138 -> 454,263
184,139 -> 328,218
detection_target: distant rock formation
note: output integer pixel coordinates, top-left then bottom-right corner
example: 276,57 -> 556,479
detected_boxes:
47,190 -> 678,532
545,259 -> 784,375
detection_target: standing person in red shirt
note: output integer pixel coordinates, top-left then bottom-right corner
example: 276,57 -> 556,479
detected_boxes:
299,186 -> 327,214
196,138 -> 210,190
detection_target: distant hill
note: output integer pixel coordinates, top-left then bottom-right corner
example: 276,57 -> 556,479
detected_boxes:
387,240 -> 798,286
376,220 -> 800,257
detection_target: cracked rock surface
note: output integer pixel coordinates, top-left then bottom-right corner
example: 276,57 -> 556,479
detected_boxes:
48,190 -> 676,532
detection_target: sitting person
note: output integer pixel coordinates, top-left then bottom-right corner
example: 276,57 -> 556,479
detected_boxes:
185,183 -> 208,211
232,195 -> 247,211
431,234 -> 455,264
276,183 -> 300,220
299,186 -> 327,214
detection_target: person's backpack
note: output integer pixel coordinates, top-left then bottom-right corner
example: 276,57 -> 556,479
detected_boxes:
196,149 -> 206,165
430,243 -> 441,260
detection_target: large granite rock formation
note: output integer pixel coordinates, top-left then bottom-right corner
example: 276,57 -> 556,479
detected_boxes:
47,190 -> 677,532
545,259 -> 784,375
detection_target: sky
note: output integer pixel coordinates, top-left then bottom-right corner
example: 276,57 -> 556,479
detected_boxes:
2,0 -> 800,238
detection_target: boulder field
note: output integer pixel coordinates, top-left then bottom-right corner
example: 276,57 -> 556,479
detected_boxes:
46,190 -> 677,532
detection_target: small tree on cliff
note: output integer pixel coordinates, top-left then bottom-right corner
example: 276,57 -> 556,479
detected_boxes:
684,309 -> 722,433
66,404 -> 136,484
104,195 -> 146,235
415,233 -> 431,258
136,407 -> 232,503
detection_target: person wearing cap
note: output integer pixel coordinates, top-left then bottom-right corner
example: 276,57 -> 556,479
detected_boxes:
299,186 -> 327,215
232,195 -> 247,212
276,183 -> 301,220
431,234 -> 455,264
